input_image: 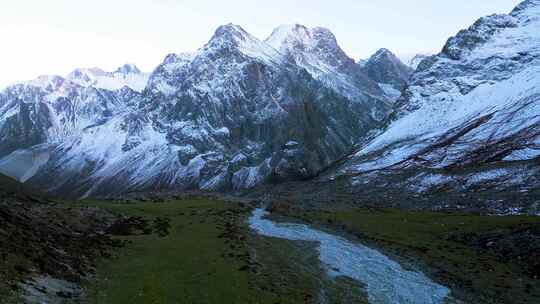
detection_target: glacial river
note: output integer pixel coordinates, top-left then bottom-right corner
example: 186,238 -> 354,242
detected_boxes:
248,208 -> 451,304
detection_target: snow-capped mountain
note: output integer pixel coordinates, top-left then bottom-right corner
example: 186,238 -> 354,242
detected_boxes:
362,49 -> 413,89
0,24 -> 392,197
0,65 -> 147,183
4,0 -> 539,205
328,0 -> 540,213
360,48 -> 414,101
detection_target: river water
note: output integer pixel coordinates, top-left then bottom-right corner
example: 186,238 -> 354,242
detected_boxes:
248,208 -> 451,304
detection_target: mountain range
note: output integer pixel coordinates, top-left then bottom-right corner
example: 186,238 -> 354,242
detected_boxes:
0,0 -> 539,211
0,23 -> 411,198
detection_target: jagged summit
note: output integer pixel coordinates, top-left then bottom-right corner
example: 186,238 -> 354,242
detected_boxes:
212,23 -> 250,40
440,1 -> 539,62
114,63 -> 142,75
442,14 -> 518,60
163,52 -> 194,65
12,64 -> 148,93
511,0 -> 540,17
65,65 -> 149,92
367,49 -> 407,65
265,24 -> 347,65
265,23 -> 385,105
266,24 -> 340,53
371,48 -> 394,59
362,48 -> 413,92
202,23 -> 284,65
265,24 -> 311,46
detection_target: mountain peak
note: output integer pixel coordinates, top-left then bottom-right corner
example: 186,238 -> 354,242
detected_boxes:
362,48 -> 413,91
65,66 -> 148,92
211,23 -> 252,44
67,67 -> 108,81
203,23 -> 283,64
365,48 -> 412,74
265,24 -> 339,53
114,63 -> 142,75
19,75 -> 65,91
370,48 -> 400,62
266,24 -> 311,45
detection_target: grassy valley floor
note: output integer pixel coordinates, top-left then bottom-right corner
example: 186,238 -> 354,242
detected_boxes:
4,195 -> 539,303
74,198 -> 366,304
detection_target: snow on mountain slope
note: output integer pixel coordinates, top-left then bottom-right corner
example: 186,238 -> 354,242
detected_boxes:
327,0 -> 540,211
265,24 -> 390,119
146,24 -> 285,98
215,23 -> 285,65
34,112 -> 179,198
66,64 -> 149,92
266,24 -> 348,70
146,52 -> 194,96
361,48 -> 413,90
360,48 -> 413,102
0,67 -> 145,182
0,63 -> 148,135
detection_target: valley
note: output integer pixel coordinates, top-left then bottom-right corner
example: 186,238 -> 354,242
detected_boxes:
3,191 -> 538,303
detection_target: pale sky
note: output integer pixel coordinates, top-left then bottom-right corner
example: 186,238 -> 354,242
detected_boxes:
0,0 -> 522,88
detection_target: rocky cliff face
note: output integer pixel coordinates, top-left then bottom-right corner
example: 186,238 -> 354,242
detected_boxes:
360,48 -> 413,102
324,0 -> 540,214
362,48 -> 413,91
0,24 -> 392,198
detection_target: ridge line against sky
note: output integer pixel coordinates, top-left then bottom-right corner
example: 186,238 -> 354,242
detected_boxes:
0,0 -> 522,89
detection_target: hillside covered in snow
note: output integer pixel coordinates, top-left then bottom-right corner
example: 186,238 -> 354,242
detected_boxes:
320,0 -> 540,214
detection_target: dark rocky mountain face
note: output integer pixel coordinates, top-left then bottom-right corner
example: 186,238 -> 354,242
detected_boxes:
115,63 -> 142,74
361,48 -> 414,92
0,99 -> 52,158
140,24 -> 378,189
